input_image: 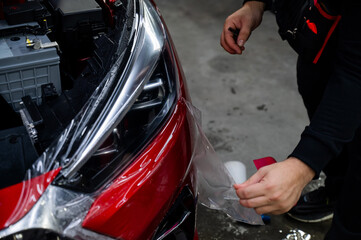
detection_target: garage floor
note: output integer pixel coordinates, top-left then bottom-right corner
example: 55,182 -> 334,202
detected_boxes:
155,0 -> 331,239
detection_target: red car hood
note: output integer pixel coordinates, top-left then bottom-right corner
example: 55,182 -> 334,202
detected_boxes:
0,168 -> 61,229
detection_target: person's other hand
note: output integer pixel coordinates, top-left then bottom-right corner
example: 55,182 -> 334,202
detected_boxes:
234,157 -> 315,215
220,1 -> 265,55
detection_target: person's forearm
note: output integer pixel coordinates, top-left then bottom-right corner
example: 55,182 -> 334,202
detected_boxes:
243,0 -> 271,11
243,0 -> 266,12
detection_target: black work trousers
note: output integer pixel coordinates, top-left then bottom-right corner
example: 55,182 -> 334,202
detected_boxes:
297,54 -> 361,240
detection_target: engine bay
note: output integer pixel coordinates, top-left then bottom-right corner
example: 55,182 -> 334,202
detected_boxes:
0,0 -> 130,188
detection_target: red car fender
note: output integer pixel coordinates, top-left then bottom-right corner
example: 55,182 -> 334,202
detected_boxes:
82,99 -> 197,240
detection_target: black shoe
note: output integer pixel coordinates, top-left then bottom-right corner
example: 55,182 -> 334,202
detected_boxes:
287,187 -> 335,223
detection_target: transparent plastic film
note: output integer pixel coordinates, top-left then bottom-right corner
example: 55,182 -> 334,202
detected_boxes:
0,0 -> 166,238
0,1 -> 138,232
0,184 -> 114,240
185,101 -> 264,225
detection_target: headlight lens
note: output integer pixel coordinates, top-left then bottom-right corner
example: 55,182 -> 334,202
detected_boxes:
56,39 -> 178,192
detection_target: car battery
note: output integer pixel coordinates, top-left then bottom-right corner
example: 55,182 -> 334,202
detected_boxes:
0,33 -> 61,111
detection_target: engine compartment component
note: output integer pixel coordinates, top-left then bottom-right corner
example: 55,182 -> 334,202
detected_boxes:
46,0 -> 107,83
0,125 -> 38,189
0,32 -> 61,111
47,0 -> 103,31
3,1 -> 49,25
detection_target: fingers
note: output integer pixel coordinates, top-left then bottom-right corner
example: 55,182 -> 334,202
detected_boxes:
239,195 -> 268,209
220,29 -> 238,54
237,27 -> 251,48
221,24 -> 242,54
224,27 -> 242,54
239,193 -> 291,215
235,181 -> 266,200
220,7 -> 256,55
234,168 -> 265,189
221,2 -> 265,55
237,186 -> 295,215
220,13 -> 251,55
238,188 -> 295,215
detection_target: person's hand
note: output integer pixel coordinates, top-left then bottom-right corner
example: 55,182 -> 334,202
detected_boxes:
220,1 -> 265,55
234,157 -> 315,215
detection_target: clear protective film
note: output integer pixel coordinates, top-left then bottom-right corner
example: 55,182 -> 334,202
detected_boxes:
185,101 -> 264,225
0,0 -> 168,238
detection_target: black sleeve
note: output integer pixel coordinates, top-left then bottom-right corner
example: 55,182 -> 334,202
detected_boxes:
243,0 -> 272,10
290,1 -> 361,176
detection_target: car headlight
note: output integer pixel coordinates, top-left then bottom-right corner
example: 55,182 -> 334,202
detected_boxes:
55,39 -> 178,192
51,0 -> 178,192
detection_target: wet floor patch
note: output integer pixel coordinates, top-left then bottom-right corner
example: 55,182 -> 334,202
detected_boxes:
208,55 -> 244,73
257,104 -> 268,111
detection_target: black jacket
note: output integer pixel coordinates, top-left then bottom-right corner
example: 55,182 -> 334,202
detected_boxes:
290,1 -> 361,176
245,0 -> 361,176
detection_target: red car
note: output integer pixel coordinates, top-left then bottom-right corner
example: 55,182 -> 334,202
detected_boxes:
0,0 -> 198,239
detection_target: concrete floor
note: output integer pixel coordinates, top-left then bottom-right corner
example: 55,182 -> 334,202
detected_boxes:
155,0 -> 332,239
